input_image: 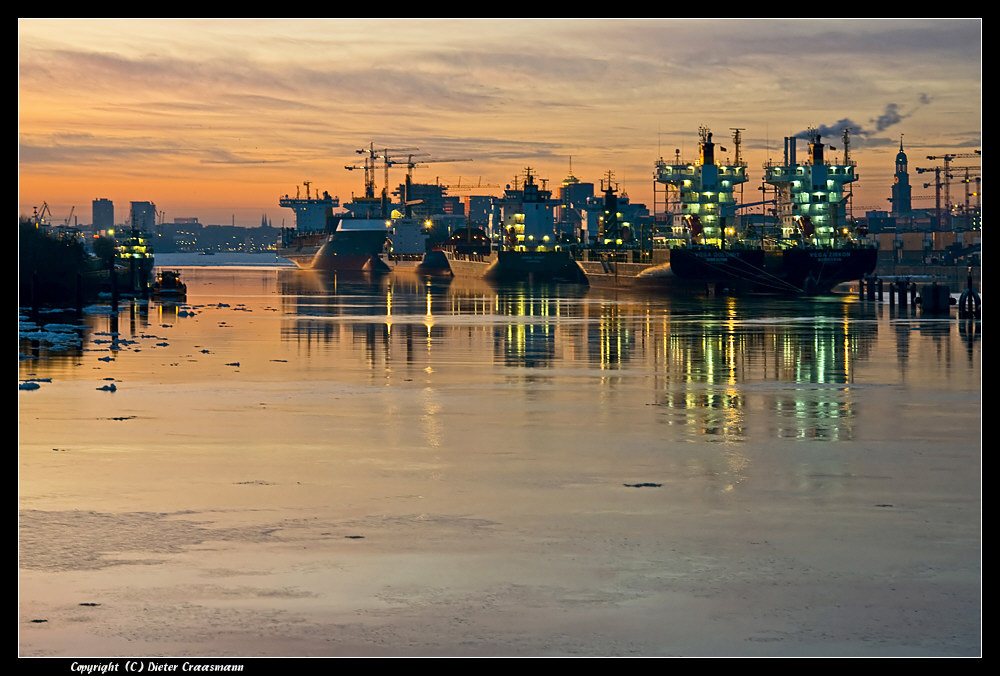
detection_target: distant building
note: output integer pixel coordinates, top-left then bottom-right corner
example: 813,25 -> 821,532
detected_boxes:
92,198 -> 114,232
556,170 -> 594,237
156,219 -> 204,251
463,195 -> 494,227
129,201 -> 157,230
393,182 -> 460,219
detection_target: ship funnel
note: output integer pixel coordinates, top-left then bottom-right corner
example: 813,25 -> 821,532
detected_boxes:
810,134 -> 824,164
700,132 -> 715,166
784,137 -> 798,165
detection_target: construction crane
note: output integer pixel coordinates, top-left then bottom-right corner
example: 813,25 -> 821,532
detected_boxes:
63,205 -> 75,227
389,155 -> 470,183
347,143 -> 420,213
443,177 -> 500,192
922,150 -> 981,219
386,155 -> 473,217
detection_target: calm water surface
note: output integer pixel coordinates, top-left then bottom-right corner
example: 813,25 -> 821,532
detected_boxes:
18,262 -> 982,656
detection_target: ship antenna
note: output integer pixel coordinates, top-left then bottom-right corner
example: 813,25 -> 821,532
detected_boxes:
730,128 -> 745,165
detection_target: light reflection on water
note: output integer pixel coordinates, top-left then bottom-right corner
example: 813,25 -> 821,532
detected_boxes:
20,266 -> 981,451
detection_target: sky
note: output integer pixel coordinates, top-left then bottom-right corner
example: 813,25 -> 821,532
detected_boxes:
18,18 -> 982,228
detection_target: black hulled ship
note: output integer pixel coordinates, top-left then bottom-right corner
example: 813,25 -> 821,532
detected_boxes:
654,127 -> 876,294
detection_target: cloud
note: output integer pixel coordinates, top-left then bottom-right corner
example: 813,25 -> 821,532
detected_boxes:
793,95 -> 935,147
871,103 -> 905,132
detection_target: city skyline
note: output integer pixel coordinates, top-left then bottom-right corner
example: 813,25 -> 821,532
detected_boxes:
18,18 -> 982,228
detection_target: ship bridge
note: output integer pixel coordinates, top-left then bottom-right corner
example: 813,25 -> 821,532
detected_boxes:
655,127 -> 748,246
278,186 -> 341,234
764,129 -> 858,246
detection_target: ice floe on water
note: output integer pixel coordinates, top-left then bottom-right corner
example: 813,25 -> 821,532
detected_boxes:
18,319 -> 84,351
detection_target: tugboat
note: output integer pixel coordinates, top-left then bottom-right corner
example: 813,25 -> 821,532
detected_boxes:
152,269 -> 187,300
652,127 -> 876,294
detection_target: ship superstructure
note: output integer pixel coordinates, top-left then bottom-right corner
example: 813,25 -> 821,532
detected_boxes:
114,222 -> 156,294
279,184 -> 341,236
763,128 -> 858,246
495,168 -> 558,250
464,167 -> 587,283
655,127 -> 748,247
649,126 -> 875,294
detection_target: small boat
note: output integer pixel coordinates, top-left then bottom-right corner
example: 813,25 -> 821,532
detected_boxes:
152,269 -> 187,299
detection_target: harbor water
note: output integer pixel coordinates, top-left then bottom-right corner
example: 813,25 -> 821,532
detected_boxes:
18,255 -> 982,657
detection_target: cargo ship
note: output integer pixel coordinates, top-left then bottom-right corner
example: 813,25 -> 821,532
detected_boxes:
427,168 -> 587,284
277,187 -> 342,268
651,127 -> 876,294
278,153 -> 392,273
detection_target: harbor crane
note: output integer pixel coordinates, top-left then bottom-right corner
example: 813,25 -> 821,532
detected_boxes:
387,155 -> 472,216
30,202 -> 53,227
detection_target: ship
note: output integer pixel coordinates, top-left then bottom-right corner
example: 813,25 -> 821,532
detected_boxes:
649,127 -> 876,294
427,168 -> 587,284
152,269 -> 187,300
278,186 -> 342,267
311,218 -> 391,274
113,224 -> 156,294
278,149 -> 394,273
760,129 -> 878,293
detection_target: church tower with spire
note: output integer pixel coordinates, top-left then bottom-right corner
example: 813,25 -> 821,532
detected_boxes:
891,136 -> 913,217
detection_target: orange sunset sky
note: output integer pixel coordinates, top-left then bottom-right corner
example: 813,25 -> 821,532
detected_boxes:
18,18 -> 982,228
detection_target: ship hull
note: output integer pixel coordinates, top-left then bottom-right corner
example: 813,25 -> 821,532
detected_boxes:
415,249 -> 454,277
417,250 -> 588,284
311,229 -> 390,273
278,232 -> 327,269
665,246 -> 877,294
484,250 -> 588,285
281,250 -> 320,269
772,248 -> 878,294
667,248 -> 769,292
